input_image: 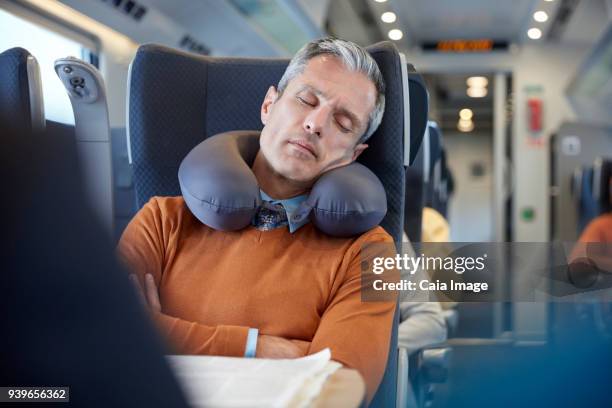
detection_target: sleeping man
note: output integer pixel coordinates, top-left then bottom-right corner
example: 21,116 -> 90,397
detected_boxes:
119,37 -> 395,401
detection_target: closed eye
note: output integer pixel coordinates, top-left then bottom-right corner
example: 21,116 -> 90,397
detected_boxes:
336,120 -> 351,133
335,115 -> 353,133
297,96 -> 315,107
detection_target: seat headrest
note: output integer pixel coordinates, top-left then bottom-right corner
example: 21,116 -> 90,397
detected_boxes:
427,121 -> 443,167
407,68 -> 428,164
440,149 -> 455,196
0,47 -> 44,132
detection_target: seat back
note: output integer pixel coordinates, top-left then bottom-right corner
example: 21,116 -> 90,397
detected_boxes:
593,157 -> 612,214
403,69 -> 429,243
573,166 -> 599,234
434,149 -> 453,218
111,127 -> 138,242
406,70 -> 429,165
404,150 -> 426,242
1,124 -> 189,408
0,47 -> 44,132
425,122 -> 443,208
128,42 -> 420,407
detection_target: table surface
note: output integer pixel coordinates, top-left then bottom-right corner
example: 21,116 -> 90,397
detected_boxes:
312,368 -> 365,408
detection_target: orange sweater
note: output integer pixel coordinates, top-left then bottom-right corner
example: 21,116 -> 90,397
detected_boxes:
118,196 -> 396,399
570,214 -> 612,264
578,214 -> 612,243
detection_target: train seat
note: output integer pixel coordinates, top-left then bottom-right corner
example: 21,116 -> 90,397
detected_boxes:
403,70 -> 429,243
126,41 -> 422,408
0,47 -> 44,133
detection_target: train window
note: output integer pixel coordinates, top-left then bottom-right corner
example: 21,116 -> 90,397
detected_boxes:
0,8 -> 91,125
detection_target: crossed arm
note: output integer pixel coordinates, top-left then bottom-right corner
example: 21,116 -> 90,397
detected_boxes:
118,197 -> 395,400
129,272 -> 306,359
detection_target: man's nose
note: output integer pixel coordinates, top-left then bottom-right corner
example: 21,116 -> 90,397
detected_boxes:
303,107 -> 327,137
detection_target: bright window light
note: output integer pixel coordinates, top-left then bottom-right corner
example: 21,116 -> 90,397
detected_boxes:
533,11 -> 549,22
459,108 -> 473,120
381,12 -> 397,23
467,87 -> 487,98
466,76 -> 488,88
528,27 -> 543,40
0,9 -> 89,125
388,29 -> 403,41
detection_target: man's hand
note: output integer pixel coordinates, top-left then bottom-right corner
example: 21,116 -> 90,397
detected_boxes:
256,335 -> 307,359
129,273 -> 161,313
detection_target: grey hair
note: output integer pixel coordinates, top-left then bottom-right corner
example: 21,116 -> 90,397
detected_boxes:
277,37 -> 385,143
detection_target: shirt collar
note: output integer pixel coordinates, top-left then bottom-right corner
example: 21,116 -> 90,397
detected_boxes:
260,190 -> 309,233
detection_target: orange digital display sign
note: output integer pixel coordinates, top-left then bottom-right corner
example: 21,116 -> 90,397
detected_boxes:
436,39 -> 494,52
421,39 -> 507,53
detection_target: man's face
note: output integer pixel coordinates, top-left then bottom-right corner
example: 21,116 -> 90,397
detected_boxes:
259,55 -> 377,183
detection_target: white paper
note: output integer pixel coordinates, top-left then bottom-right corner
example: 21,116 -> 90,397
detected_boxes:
167,348 -> 340,408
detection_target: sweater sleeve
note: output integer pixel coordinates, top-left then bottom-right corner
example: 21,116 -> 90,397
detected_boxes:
117,197 -> 249,357
398,301 -> 447,355
307,230 -> 397,403
398,240 -> 447,354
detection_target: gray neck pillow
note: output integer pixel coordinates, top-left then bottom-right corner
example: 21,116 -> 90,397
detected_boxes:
178,131 -> 387,237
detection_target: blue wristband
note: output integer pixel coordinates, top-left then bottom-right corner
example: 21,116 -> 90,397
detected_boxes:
244,328 -> 258,358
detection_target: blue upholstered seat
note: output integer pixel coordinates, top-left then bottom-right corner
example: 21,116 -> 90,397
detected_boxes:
0,47 -> 44,133
127,41 -> 427,407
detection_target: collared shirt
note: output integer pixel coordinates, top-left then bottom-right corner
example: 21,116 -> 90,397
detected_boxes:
259,190 -> 309,233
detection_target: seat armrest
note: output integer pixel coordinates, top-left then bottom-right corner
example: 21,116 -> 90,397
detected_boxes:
442,309 -> 459,337
418,346 -> 451,383
398,343 -> 451,408
397,347 -> 409,408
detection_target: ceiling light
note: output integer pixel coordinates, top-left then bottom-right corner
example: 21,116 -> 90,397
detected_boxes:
457,119 -> 474,132
467,87 -> 488,98
381,12 -> 397,23
533,11 -> 548,22
466,76 -> 488,88
527,27 -> 542,40
388,29 -> 403,41
459,108 -> 473,120
544,0 -> 554,2
374,0 -> 387,3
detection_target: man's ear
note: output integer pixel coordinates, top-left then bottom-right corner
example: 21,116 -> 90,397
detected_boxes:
261,86 -> 279,125
351,143 -> 368,161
